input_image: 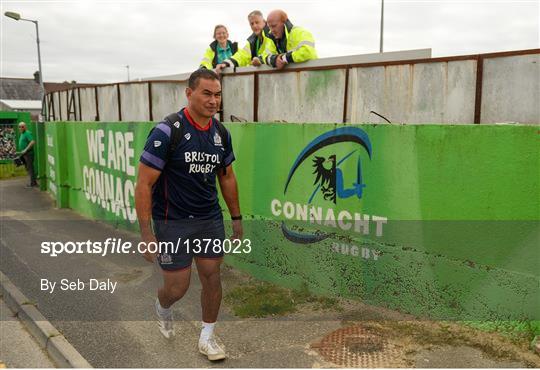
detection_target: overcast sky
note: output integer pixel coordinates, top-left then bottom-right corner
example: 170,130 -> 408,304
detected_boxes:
1,0 -> 538,83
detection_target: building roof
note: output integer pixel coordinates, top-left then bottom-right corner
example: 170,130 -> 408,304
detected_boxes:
0,99 -> 42,110
0,77 -> 42,100
44,82 -> 96,93
0,77 -> 97,103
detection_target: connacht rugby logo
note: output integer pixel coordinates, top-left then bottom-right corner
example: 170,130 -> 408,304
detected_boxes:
281,127 -> 372,244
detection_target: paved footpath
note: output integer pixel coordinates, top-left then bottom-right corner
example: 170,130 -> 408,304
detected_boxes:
0,297 -> 55,368
0,178 -> 343,368
0,178 -> 535,368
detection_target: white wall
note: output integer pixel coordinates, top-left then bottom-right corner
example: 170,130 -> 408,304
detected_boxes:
347,61 -> 477,124
97,85 -> 119,122
120,83 -> 150,121
258,69 -> 346,123
79,87 -> 97,121
481,54 -> 540,124
47,51 -> 539,125
151,82 -> 187,121
222,74 -> 254,122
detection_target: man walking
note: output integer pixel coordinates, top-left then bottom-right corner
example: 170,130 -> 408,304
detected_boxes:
17,122 -> 37,187
135,69 -> 243,361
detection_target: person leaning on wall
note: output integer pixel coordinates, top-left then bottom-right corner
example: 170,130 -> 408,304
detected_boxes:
200,25 -> 238,70
264,9 -> 318,69
16,121 -> 37,188
215,10 -> 274,73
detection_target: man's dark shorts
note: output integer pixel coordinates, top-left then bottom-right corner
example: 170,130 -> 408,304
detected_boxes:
153,218 -> 225,271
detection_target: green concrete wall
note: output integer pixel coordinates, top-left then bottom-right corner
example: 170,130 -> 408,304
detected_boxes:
0,111 -> 31,124
39,121 -> 539,321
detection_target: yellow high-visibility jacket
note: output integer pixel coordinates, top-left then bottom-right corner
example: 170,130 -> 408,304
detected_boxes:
222,25 -> 274,67
200,40 -> 238,69
264,20 -> 317,67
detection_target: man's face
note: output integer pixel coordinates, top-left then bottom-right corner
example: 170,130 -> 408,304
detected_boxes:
249,15 -> 266,36
267,15 -> 284,39
18,124 -> 25,132
214,27 -> 228,44
186,78 -> 221,119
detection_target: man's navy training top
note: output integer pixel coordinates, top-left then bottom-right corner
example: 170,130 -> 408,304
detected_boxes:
140,108 -> 235,221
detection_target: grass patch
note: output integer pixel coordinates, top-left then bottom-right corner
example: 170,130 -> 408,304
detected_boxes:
224,281 -> 340,318
0,162 -> 26,179
461,320 -> 540,343
364,320 -> 539,367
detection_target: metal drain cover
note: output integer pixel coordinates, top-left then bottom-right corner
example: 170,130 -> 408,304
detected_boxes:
311,325 -> 404,367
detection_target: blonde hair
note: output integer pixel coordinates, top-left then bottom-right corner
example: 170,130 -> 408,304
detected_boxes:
213,24 -> 228,38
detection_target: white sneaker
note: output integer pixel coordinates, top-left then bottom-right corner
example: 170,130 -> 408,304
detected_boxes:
155,299 -> 174,339
198,335 -> 227,361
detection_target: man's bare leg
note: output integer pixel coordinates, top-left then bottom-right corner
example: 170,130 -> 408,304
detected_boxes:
195,257 -> 226,360
155,267 -> 192,339
158,267 -> 192,308
195,257 -> 222,322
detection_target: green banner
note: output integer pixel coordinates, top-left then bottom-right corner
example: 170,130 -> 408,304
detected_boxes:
227,123 -> 539,321
62,122 -> 150,229
42,121 -> 539,321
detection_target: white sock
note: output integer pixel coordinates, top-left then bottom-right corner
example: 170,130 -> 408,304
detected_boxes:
156,298 -> 172,316
200,321 -> 215,342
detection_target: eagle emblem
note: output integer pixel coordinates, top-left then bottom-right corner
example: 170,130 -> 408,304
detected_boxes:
312,155 -> 337,204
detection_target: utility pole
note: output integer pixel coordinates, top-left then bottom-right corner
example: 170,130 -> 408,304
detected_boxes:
379,0 -> 384,53
126,65 -> 130,82
5,11 -> 47,120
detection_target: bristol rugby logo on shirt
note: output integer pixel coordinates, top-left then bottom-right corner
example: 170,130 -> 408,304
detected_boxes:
213,132 -> 222,146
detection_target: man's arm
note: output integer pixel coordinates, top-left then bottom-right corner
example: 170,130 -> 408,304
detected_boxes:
217,165 -> 243,239
135,162 -> 161,262
223,42 -> 251,68
286,27 -> 317,64
22,140 -> 35,154
262,37 -> 279,67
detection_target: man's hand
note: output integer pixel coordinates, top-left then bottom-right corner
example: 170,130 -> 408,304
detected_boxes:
214,63 -> 227,74
231,219 -> 243,240
251,57 -> 261,66
275,54 -> 286,69
140,231 -> 158,263
135,162 -> 162,263
217,165 -> 242,240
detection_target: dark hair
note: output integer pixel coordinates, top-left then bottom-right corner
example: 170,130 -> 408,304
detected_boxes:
188,69 -> 220,89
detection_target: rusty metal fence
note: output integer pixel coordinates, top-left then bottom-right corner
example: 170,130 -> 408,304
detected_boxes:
44,48 -> 540,124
